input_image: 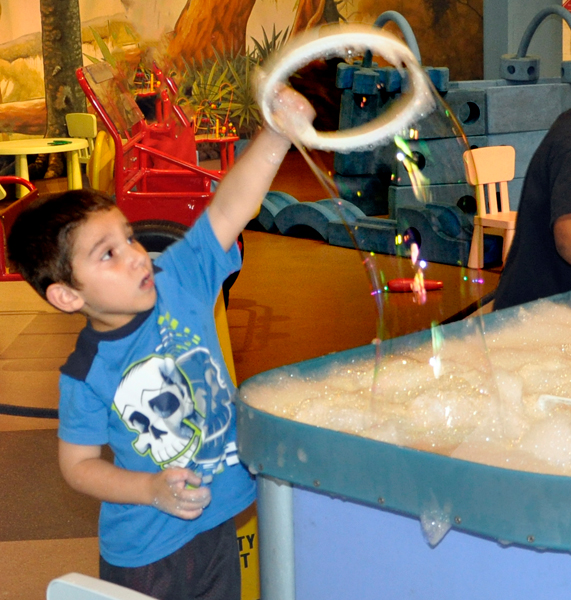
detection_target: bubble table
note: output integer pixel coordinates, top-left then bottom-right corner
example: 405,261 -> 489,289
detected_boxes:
0,137 -> 88,196
237,291 -> 571,600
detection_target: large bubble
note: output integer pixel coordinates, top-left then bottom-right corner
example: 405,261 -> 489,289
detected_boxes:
242,23 -> 571,482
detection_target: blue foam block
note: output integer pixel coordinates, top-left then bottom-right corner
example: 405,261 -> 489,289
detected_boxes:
334,173 -> 389,215
327,216 -> 397,254
274,199 -> 364,239
256,191 -> 299,232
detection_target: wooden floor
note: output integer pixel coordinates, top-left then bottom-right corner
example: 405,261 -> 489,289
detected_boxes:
0,150 -> 500,598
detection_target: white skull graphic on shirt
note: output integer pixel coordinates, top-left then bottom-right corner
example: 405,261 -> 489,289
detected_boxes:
113,349 -> 236,479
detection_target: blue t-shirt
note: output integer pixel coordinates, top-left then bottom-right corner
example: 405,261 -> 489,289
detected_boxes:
58,213 -> 255,567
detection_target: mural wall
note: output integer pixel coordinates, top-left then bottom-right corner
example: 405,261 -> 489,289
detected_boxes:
0,0 -> 483,137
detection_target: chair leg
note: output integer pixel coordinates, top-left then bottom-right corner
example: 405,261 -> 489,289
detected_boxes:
66,150 -> 83,190
14,155 -> 29,198
502,228 -> 515,265
468,224 -> 484,269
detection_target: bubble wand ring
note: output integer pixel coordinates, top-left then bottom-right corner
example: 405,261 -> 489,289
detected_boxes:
256,25 -> 436,152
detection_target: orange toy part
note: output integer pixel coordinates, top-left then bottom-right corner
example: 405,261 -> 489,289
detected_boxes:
387,278 -> 443,292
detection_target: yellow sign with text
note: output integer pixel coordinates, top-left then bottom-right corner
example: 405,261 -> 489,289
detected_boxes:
235,503 -> 260,600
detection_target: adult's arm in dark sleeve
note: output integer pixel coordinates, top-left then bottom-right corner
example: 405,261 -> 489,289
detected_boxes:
554,214 -> 571,264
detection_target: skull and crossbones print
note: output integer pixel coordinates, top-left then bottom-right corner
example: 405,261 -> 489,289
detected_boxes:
113,349 -> 238,482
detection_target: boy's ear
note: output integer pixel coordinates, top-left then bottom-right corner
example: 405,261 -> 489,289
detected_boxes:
46,283 -> 85,313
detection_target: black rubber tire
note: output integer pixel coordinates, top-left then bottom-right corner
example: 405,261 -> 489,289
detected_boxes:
132,220 -> 243,308
132,220 -> 188,254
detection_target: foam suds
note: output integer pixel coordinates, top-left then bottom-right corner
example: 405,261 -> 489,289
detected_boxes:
240,300 -> 571,476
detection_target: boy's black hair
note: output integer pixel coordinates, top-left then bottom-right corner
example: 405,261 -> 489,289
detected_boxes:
7,189 -> 116,300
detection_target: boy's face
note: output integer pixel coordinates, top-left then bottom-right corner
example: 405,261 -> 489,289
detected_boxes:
69,207 -> 156,331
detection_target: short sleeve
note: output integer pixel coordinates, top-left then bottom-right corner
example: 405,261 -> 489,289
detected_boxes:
154,212 -> 241,303
58,374 -> 110,446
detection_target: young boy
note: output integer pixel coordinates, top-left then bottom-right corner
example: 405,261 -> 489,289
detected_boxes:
8,88 -> 313,600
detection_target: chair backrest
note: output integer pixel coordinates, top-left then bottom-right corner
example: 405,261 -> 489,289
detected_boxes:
47,573 -> 155,600
463,145 -> 515,216
66,113 -> 98,162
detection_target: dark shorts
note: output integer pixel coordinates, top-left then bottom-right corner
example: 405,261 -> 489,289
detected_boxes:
99,519 -> 241,600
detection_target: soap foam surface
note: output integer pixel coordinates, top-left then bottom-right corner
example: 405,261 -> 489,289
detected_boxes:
240,300 -> 571,476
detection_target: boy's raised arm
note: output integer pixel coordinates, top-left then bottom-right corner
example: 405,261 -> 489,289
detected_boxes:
207,86 -> 315,251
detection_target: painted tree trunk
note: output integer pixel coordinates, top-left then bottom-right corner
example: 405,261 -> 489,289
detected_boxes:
39,0 -> 86,177
168,0 -> 257,67
292,0 -> 342,33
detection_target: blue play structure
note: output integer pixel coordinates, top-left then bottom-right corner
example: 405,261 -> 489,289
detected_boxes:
251,6 -> 571,268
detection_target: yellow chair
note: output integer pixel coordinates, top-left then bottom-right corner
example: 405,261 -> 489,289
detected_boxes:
87,130 -> 115,194
65,113 -> 98,165
463,145 -> 517,270
217,290 -> 259,600
214,294 -> 261,600
213,293 -> 236,384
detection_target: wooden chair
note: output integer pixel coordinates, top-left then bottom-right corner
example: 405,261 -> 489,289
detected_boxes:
463,145 -> 517,269
65,112 -> 97,164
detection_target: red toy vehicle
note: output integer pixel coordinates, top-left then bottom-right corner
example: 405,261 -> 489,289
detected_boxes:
75,62 -> 239,252
0,177 -> 38,282
76,62 -> 242,299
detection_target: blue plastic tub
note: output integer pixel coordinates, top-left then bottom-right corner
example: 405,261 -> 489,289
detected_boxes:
237,293 -> 571,599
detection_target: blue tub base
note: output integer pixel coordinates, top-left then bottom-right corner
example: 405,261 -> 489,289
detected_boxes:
257,475 -> 571,600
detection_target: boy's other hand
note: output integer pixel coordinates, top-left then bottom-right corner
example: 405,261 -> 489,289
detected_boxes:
151,467 -> 211,519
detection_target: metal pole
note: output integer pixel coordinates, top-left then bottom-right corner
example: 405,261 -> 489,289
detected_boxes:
257,476 -> 295,600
